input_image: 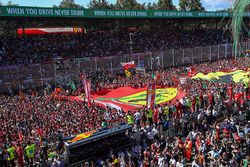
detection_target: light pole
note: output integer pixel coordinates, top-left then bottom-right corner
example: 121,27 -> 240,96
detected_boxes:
129,33 -> 133,59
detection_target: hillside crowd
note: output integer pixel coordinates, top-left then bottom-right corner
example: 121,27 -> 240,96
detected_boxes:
0,57 -> 249,167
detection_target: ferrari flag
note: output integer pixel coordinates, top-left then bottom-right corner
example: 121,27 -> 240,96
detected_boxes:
146,84 -> 156,109
125,70 -> 132,77
68,130 -> 96,143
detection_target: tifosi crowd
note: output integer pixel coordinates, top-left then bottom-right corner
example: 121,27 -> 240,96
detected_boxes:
0,57 -> 249,167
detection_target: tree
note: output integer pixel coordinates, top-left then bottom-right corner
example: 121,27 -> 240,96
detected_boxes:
157,0 -> 176,10
179,0 -> 204,11
179,0 -> 188,11
146,2 -> 158,10
6,1 -> 18,6
116,0 -> 145,10
88,0 -> 113,9
189,0 -> 204,11
58,0 -> 82,8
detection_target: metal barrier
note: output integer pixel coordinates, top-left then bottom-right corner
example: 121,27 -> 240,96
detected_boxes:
0,42 -> 249,92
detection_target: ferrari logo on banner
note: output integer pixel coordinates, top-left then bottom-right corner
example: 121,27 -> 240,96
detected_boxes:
118,88 -> 177,105
192,70 -> 250,84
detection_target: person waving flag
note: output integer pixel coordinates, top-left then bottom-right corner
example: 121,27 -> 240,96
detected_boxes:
121,61 -> 136,77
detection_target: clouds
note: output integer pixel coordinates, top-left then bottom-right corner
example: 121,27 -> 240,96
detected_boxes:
172,0 -> 232,11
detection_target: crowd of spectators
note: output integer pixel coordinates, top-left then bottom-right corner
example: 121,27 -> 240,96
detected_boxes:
0,57 -> 249,166
0,29 -> 233,65
88,57 -> 250,92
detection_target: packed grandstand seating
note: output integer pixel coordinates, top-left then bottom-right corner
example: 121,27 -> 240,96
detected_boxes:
0,29 -> 234,65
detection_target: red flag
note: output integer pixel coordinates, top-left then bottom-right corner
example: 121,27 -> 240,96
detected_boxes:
18,131 -> 23,141
37,128 -> 43,138
55,88 -> 62,94
19,90 -> 25,101
84,80 -> 91,107
121,61 -> 136,70
156,72 -> 161,80
187,67 -> 197,78
234,92 -> 244,101
80,73 -> 86,81
31,90 -> 37,97
146,84 -> 156,109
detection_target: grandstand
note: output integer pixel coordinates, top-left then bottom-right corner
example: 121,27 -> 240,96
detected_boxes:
0,6 -> 249,92
0,3 -> 249,167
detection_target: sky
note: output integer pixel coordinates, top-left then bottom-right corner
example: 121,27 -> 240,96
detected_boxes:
1,0 -> 232,11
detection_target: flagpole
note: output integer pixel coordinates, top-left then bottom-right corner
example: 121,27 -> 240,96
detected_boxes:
129,33 -> 133,58
150,52 -> 153,70
154,74 -> 156,110
110,61 -> 113,74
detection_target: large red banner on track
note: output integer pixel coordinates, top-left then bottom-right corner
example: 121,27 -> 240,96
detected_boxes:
68,86 -> 185,112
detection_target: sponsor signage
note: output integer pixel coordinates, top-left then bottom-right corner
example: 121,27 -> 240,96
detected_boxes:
0,6 -> 240,19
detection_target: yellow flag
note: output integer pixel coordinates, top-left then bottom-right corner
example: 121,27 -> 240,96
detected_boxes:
125,70 -> 132,77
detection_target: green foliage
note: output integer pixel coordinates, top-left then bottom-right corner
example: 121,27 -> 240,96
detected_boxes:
157,0 -> 176,10
189,0 -> 204,11
116,0 -> 145,10
232,0 -> 250,57
179,0 -> 204,11
58,0 -> 82,8
0,1 -> 18,6
88,0 -> 113,9
179,0 -> 188,11
146,2 -> 158,10
6,1 -> 18,6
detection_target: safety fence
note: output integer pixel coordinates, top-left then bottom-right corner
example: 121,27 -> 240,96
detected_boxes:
0,42 -> 249,93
